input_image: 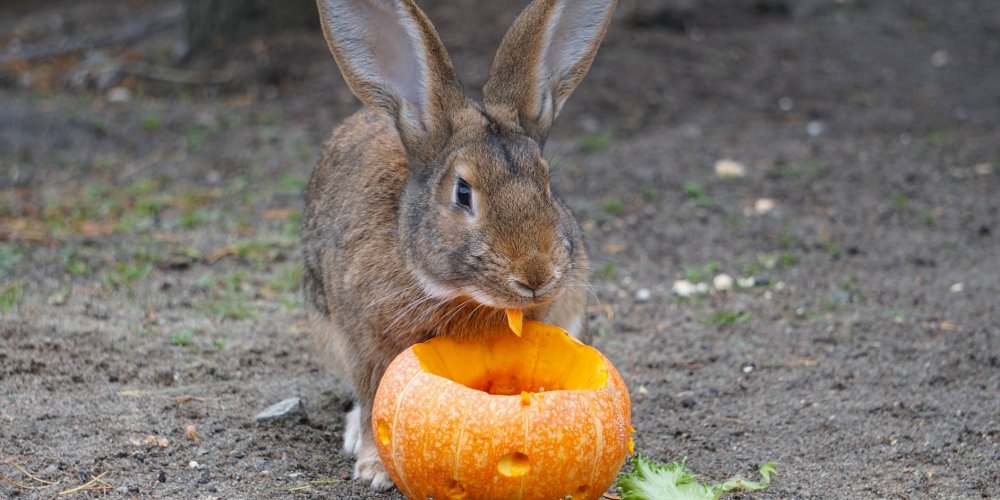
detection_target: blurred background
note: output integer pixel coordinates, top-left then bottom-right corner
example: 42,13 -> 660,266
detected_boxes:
1,0 -> 998,497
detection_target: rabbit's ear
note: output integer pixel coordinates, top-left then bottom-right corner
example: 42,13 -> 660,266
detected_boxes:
317,0 -> 465,159
483,0 -> 617,145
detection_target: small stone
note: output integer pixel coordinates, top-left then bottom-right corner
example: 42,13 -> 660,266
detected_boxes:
107,86 -> 131,103
185,424 -> 203,442
753,198 -> 777,215
949,283 -> 963,293
930,49 -> 949,68
742,364 -> 755,374
189,460 -> 200,469
254,397 -> 308,423
712,273 -> 734,291
672,280 -> 698,297
807,120 -> 825,137
714,159 -> 746,178
778,96 -> 793,111
695,282 -> 709,294
737,277 -> 756,289
637,385 -> 649,396
635,288 -> 651,302
158,470 -> 167,483
974,162 -> 993,176
679,397 -> 696,408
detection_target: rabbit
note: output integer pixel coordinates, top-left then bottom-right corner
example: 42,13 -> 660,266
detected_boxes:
302,0 -> 617,490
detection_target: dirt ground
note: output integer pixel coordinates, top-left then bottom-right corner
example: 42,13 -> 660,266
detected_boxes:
2,0 -> 998,498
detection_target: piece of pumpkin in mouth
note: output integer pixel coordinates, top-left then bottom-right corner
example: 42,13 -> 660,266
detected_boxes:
505,308 -> 523,337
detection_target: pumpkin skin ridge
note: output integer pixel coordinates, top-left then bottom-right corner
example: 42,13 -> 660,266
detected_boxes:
387,355 -> 424,499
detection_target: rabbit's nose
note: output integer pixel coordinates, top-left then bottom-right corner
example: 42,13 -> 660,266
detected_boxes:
512,275 -> 555,300
513,280 -> 538,299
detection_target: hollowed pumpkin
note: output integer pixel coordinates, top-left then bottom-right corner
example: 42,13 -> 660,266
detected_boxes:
372,319 -> 632,499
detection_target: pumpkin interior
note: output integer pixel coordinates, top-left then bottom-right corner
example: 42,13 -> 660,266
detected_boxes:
412,321 -> 608,395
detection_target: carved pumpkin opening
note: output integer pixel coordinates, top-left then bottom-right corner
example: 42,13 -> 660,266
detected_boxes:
412,321 -> 608,395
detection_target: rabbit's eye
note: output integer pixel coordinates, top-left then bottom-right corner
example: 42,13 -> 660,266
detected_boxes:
455,178 -> 473,210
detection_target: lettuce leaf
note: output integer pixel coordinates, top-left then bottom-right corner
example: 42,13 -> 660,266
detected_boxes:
616,455 -> 777,500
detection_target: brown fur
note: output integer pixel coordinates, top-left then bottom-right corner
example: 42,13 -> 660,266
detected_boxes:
305,0 -> 616,490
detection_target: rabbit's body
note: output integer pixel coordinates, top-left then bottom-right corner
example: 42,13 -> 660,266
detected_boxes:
304,0 -> 617,490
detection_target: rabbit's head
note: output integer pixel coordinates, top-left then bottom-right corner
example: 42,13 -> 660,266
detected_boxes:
317,0 -> 616,309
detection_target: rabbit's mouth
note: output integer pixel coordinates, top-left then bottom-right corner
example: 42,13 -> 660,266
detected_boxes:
412,269 -> 562,309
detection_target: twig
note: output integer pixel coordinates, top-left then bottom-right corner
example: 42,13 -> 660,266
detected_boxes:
122,62 -> 232,85
0,471 -> 33,490
8,460 -> 57,485
58,471 -> 111,496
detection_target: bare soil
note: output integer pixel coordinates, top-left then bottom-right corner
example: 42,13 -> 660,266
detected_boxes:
1,0 -> 998,498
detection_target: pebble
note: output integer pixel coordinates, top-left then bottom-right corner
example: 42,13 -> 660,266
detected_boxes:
636,385 -> 649,396
807,120 -> 825,137
635,288 -> 651,302
753,198 -> 777,215
712,273 -> 733,291
974,162 -> 993,176
949,283 -> 963,293
672,279 -> 707,297
107,86 -> 131,103
714,159 -> 746,178
930,49 -> 949,67
737,277 -> 756,289
254,397 -> 308,423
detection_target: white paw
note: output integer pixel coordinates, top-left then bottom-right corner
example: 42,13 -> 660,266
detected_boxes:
354,443 -> 394,491
342,405 -> 361,455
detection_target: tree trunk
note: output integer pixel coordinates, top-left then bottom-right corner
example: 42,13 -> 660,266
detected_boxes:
184,0 -> 318,53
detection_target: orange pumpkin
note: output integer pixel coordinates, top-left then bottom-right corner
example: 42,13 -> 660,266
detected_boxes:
372,319 -> 632,499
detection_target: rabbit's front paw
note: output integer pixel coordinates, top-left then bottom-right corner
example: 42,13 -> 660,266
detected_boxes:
354,443 -> 393,491
342,405 -> 362,455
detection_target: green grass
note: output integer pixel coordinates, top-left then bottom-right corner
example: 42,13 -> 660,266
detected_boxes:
141,113 -> 161,132
170,329 -> 195,347
578,131 -> 614,154
777,161 -> 829,180
1,282 -> 22,311
280,173 -> 309,192
0,247 -> 22,278
596,262 -> 618,280
203,271 -> 257,320
683,181 -> 713,208
179,207 -> 217,229
602,198 -> 625,216
891,193 -> 908,212
640,183 -> 660,201
778,252 -> 797,267
268,263 -> 304,293
682,261 -> 719,283
705,309 -> 750,327
778,224 -> 800,248
101,262 -> 154,290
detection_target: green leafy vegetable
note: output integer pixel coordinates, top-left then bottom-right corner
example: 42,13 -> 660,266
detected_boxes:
616,455 -> 777,500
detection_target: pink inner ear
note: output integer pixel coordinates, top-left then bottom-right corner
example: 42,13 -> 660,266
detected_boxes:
539,0 -> 615,112
369,13 -> 427,127
321,0 -> 429,128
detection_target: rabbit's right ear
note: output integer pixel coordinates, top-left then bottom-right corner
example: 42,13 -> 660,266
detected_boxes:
316,0 -> 465,161
483,0 -> 617,146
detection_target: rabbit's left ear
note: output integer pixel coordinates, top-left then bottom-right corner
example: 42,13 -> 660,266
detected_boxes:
316,0 -> 465,160
483,0 -> 617,144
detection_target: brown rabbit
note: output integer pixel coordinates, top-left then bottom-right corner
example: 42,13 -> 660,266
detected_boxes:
303,0 -> 617,490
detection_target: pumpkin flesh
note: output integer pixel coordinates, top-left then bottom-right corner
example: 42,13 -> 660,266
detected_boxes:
372,321 -> 631,500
